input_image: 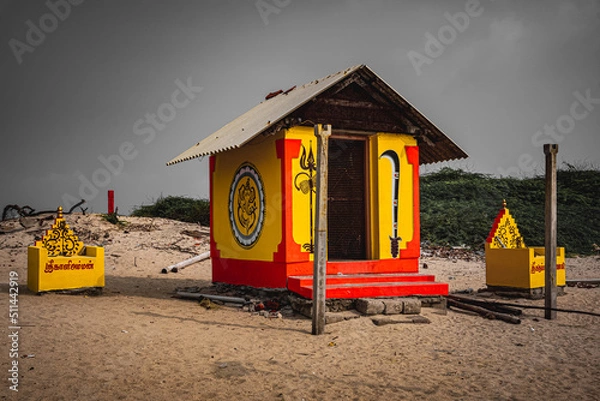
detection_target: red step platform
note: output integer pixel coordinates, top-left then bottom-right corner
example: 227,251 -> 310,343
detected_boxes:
287,273 -> 449,299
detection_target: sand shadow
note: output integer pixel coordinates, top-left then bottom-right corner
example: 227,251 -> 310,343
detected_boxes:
1,274 -> 212,301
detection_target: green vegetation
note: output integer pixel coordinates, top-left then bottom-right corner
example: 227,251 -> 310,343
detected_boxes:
101,211 -> 127,226
420,166 -> 600,255
131,195 -> 210,226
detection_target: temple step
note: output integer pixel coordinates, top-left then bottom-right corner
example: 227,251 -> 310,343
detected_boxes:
287,273 -> 448,299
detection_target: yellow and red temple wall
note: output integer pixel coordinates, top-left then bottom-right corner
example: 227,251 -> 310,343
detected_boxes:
210,126 -> 421,288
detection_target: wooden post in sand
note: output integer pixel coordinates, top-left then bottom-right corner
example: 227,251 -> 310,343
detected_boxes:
544,144 -> 558,320
312,124 -> 331,335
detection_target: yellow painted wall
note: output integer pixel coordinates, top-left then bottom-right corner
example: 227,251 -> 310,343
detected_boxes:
28,246 -> 105,293
529,247 -> 566,287
212,131 -> 283,260
485,246 -> 566,288
372,133 -> 417,259
288,126 -> 317,258
485,247 -> 537,289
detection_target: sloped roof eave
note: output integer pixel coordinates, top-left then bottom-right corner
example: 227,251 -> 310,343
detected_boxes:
166,65 -> 364,166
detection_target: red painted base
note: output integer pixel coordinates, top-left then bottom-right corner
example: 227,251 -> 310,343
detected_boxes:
212,257 -> 448,299
287,273 -> 449,299
212,258 -> 289,289
212,257 -> 420,289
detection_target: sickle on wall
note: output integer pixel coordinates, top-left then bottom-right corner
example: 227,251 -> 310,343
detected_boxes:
380,150 -> 401,258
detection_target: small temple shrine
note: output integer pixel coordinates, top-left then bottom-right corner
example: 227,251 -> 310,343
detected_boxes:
167,65 -> 468,299
485,200 -> 566,297
28,207 -> 105,293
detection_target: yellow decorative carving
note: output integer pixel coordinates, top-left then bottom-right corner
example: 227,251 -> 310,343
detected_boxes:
35,207 -> 84,257
487,200 -> 526,249
28,206 -> 104,293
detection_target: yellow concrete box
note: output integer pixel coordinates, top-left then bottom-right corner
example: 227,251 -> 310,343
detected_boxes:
27,207 -> 105,293
485,201 -> 565,292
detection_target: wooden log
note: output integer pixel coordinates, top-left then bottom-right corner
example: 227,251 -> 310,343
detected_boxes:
447,295 -> 523,316
2,200 -> 86,221
566,278 -> 600,287
371,316 -> 431,326
174,292 -> 246,304
450,296 -> 600,317
485,301 -> 600,317
161,251 -> 210,273
447,298 -> 521,324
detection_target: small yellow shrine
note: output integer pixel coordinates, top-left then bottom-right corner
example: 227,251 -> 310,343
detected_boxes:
28,207 -> 105,293
485,200 -> 565,296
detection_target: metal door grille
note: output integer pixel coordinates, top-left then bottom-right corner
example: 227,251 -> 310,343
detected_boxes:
327,139 -> 366,260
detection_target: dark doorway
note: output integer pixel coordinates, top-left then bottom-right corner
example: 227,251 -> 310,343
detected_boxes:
327,138 -> 367,260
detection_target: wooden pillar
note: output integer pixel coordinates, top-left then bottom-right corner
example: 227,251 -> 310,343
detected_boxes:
544,144 -> 558,320
312,124 -> 331,335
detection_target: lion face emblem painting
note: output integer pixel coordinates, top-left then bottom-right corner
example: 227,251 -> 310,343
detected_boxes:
229,163 -> 265,248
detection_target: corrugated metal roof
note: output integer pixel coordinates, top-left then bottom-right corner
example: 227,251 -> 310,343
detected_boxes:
166,66 -> 362,165
167,65 -> 467,166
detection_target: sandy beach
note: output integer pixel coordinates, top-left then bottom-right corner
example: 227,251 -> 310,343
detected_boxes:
1,213 -> 598,401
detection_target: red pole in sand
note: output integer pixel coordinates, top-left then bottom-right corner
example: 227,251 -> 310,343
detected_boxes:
108,190 -> 115,214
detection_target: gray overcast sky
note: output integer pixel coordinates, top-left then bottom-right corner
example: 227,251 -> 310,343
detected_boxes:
1,0 -> 599,215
